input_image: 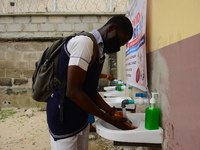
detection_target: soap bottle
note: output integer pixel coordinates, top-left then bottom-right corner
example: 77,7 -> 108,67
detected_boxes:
112,79 -> 119,85
145,92 -> 160,130
123,83 -> 132,90
117,80 -> 123,91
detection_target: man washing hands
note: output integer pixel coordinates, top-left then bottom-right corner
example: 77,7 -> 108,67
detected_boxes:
46,16 -> 134,150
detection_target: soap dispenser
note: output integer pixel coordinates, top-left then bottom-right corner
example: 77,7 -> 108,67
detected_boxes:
117,80 -> 123,91
145,92 -> 160,130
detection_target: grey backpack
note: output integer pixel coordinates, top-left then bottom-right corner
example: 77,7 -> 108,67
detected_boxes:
32,32 -> 98,102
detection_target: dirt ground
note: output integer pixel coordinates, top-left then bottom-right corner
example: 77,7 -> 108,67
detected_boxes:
0,107 -> 124,150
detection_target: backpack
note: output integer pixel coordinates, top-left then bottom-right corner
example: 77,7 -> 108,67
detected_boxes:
31,32 -> 98,103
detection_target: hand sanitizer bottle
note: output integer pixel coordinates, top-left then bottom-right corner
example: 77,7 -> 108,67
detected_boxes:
117,80 -> 123,91
145,92 -> 160,130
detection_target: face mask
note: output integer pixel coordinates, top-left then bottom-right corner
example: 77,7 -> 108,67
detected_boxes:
104,33 -> 120,54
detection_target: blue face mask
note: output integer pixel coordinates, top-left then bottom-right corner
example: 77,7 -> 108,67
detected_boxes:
104,34 -> 120,54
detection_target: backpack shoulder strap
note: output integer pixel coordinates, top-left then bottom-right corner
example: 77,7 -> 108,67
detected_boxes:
48,35 -> 75,62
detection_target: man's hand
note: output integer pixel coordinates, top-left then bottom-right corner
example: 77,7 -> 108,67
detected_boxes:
108,110 -> 137,130
109,115 -> 137,130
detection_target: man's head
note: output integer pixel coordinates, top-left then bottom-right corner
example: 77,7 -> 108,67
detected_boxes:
99,15 -> 133,54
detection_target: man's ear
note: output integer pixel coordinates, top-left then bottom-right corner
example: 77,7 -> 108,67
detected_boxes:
107,24 -> 117,32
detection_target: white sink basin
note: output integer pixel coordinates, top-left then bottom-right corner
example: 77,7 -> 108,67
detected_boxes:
104,86 -> 116,91
96,113 -> 163,144
103,91 -> 125,97
104,86 -> 126,91
104,97 -> 135,110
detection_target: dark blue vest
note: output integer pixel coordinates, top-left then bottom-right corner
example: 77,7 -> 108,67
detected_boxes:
47,44 -> 104,140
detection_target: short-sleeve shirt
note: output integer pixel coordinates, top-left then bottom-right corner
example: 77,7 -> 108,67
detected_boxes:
64,29 -> 104,71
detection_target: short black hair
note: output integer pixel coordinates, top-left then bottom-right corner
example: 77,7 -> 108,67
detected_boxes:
105,15 -> 133,38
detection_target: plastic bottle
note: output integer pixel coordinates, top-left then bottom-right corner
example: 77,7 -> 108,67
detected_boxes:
145,92 -> 160,130
115,83 -> 132,91
123,83 -> 132,89
112,79 -> 120,85
117,80 -> 123,91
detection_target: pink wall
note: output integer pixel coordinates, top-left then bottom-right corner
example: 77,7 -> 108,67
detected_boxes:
146,33 -> 200,150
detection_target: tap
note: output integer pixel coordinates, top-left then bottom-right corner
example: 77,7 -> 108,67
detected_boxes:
121,99 -> 134,108
121,93 -> 148,108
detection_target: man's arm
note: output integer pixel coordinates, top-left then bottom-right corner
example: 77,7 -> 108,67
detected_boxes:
93,92 -> 116,115
100,73 -> 114,81
66,66 -> 131,130
66,66 -> 111,122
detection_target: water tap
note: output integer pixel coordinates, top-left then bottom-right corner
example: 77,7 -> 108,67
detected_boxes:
121,93 -> 148,108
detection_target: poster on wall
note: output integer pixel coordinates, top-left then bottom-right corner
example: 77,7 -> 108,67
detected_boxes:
126,0 -> 147,91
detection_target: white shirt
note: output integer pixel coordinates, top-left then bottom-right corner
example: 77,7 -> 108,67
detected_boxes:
65,30 -> 104,71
